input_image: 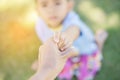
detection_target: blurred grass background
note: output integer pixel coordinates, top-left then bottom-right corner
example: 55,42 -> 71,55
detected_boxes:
0,0 -> 120,80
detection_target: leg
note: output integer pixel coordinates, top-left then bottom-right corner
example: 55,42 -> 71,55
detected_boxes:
31,60 -> 38,71
95,29 -> 108,51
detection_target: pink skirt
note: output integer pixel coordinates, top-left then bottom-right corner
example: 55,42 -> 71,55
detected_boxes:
58,50 -> 102,80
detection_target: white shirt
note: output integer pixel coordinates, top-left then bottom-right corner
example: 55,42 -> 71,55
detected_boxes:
35,11 -> 98,55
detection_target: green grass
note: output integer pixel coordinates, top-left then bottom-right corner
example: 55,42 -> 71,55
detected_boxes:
94,27 -> 120,80
0,0 -> 120,80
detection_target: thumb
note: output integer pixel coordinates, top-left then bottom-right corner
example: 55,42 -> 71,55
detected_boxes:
53,31 -> 61,43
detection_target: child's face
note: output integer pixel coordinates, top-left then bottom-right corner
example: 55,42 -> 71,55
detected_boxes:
37,0 -> 71,27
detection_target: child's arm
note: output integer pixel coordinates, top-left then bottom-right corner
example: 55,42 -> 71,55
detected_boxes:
58,26 -> 80,52
63,26 -> 80,42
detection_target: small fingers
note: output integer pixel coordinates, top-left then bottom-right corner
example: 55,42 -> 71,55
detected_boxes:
61,41 -> 72,51
57,35 -> 65,51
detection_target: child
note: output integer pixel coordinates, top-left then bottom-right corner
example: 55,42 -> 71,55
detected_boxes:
33,0 -> 108,80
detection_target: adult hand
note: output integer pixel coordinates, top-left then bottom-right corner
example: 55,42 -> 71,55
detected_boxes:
29,38 -> 76,80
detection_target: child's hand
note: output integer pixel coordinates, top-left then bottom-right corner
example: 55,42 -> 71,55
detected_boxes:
58,33 -> 73,52
53,32 -> 73,52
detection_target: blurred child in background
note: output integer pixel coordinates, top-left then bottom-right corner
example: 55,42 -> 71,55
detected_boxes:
32,0 -> 108,80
